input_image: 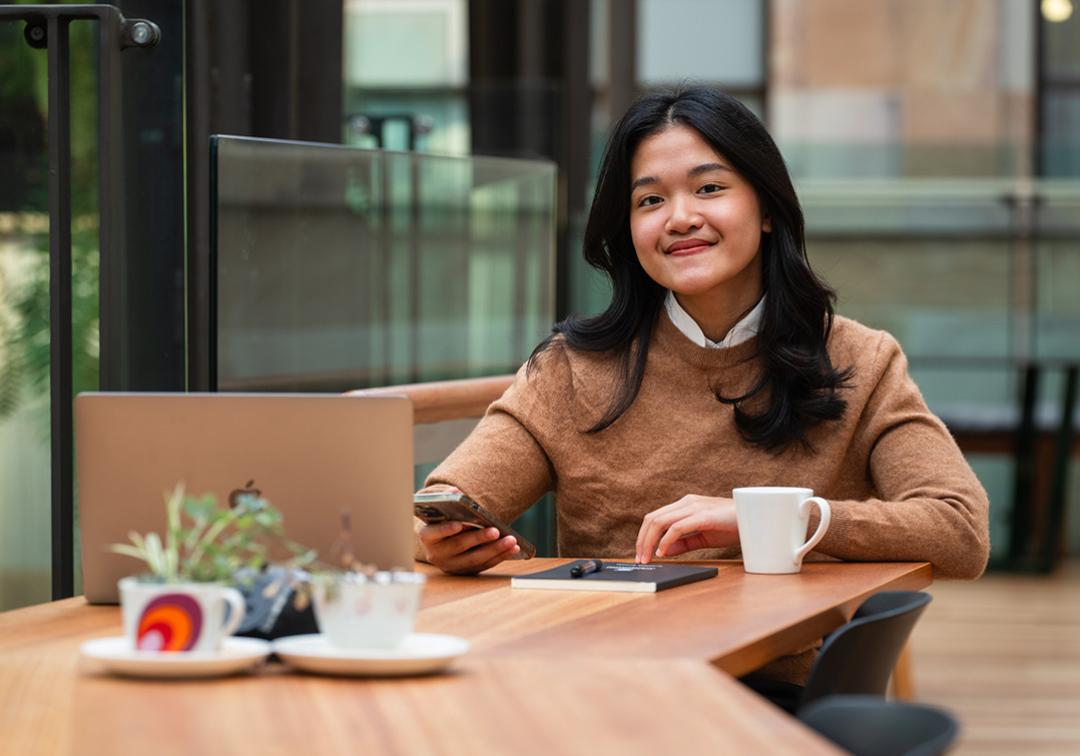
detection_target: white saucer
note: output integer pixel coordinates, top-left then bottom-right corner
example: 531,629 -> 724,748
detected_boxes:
80,636 -> 271,679
272,633 -> 470,677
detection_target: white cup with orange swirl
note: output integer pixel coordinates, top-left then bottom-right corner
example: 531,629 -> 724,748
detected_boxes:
118,577 -> 246,652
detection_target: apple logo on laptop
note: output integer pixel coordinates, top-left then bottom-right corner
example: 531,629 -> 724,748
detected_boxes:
229,479 -> 261,508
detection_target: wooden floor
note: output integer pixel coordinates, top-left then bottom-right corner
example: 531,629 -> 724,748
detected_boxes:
909,561 -> 1080,755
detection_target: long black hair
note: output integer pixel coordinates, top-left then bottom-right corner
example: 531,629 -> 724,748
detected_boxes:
532,87 -> 852,451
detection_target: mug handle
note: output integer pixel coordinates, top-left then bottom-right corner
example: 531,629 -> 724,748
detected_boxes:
795,496 -> 831,564
219,587 -> 246,638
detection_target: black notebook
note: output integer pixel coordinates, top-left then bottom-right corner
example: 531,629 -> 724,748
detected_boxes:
510,561 -> 718,593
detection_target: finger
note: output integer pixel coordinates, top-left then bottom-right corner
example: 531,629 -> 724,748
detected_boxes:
636,522 -> 653,565
655,515 -> 712,558
636,510 -> 671,563
637,514 -> 669,564
429,526 -> 501,558
417,521 -> 465,544
655,510 -> 738,557
636,509 -> 685,564
473,541 -> 521,573
445,535 -> 518,574
658,532 -> 712,558
638,516 -> 672,564
635,499 -> 698,562
423,526 -> 499,568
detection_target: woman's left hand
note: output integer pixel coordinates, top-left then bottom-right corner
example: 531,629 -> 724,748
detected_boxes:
635,495 -> 739,564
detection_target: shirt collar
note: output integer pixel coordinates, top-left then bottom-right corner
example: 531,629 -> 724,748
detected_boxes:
664,290 -> 764,349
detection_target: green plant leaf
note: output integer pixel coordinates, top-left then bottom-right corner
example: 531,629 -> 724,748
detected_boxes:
111,482 -> 319,584
294,548 -> 317,567
164,484 -> 184,576
108,544 -> 147,561
254,511 -> 280,528
143,532 -> 165,577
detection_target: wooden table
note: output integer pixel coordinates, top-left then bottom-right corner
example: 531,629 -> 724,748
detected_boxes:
0,559 -> 931,755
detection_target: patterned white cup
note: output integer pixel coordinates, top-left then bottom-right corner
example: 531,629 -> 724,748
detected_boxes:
311,571 -> 426,649
118,577 -> 245,652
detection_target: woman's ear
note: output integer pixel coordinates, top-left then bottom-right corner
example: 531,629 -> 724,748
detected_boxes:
762,216 -> 772,233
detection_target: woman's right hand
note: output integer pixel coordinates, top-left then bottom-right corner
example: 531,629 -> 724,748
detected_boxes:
417,521 -> 521,575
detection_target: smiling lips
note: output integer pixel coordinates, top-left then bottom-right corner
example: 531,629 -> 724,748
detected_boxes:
665,238 -> 715,256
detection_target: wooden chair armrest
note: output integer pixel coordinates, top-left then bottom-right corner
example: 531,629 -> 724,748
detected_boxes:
346,375 -> 515,424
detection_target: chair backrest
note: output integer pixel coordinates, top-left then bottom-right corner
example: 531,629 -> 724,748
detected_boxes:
798,695 -> 959,756
799,591 -> 932,709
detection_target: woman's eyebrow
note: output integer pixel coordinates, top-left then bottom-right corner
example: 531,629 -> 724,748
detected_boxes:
631,162 -> 732,191
689,162 -> 732,177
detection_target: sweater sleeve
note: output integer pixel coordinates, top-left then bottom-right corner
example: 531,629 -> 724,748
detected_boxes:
421,346 -> 572,528
815,332 -> 991,579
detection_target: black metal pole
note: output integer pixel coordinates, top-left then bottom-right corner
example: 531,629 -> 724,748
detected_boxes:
98,7 -> 126,392
207,136 -> 220,392
1040,366 -> 1078,572
0,5 -> 160,599
1033,0 -> 1045,178
1007,363 -> 1040,567
47,14 -> 75,600
378,149 -> 392,385
408,147 -> 421,384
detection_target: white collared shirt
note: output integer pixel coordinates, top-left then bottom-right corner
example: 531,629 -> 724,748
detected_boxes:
664,290 -> 764,349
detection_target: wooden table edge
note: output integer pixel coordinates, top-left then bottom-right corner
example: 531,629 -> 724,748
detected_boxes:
710,562 -> 934,676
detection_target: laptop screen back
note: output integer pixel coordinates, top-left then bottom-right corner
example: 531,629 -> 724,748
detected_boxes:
76,393 -> 415,603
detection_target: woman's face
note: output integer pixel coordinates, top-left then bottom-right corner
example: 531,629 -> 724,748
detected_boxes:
629,124 -> 769,313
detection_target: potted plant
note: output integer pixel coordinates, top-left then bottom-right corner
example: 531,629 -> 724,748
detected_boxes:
111,483 -> 315,652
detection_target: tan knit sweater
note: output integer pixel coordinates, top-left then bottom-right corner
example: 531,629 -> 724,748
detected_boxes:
428,310 -> 990,577
424,310 -> 990,681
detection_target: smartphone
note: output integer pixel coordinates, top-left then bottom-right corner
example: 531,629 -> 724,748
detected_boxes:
413,492 -> 536,560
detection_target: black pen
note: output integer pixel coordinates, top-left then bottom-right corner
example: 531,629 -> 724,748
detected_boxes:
570,559 -> 603,578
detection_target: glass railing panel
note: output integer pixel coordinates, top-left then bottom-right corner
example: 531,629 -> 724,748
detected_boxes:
213,136 -> 558,551
212,136 -> 556,391
809,234 -> 1015,439
799,177 -> 1080,564
801,179 -> 1080,365
782,143 -> 1031,181
1042,90 -> 1080,178
799,179 -> 1018,236
1035,184 -> 1080,361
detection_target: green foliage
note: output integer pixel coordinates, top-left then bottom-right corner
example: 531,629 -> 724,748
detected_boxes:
0,6 -> 104,422
0,226 -> 100,423
0,7 -> 100,214
0,268 -> 20,419
110,484 -> 317,584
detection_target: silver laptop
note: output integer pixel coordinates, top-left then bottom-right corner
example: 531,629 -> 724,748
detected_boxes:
76,393 -> 416,603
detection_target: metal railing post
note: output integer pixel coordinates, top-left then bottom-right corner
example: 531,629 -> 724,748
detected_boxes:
46,13 -> 75,599
98,8 -> 126,391
1040,366 -> 1078,572
0,5 -> 160,599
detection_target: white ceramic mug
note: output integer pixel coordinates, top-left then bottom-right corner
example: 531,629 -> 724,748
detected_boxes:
733,487 -> 831,574
118,577 -> 246,652
312,571 -> 426,649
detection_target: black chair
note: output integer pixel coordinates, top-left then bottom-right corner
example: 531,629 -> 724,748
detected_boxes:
742,591 -> 932,714
798,695 -> 959,756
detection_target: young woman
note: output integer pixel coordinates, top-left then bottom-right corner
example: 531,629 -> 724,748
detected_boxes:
417,87 -> 989,606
